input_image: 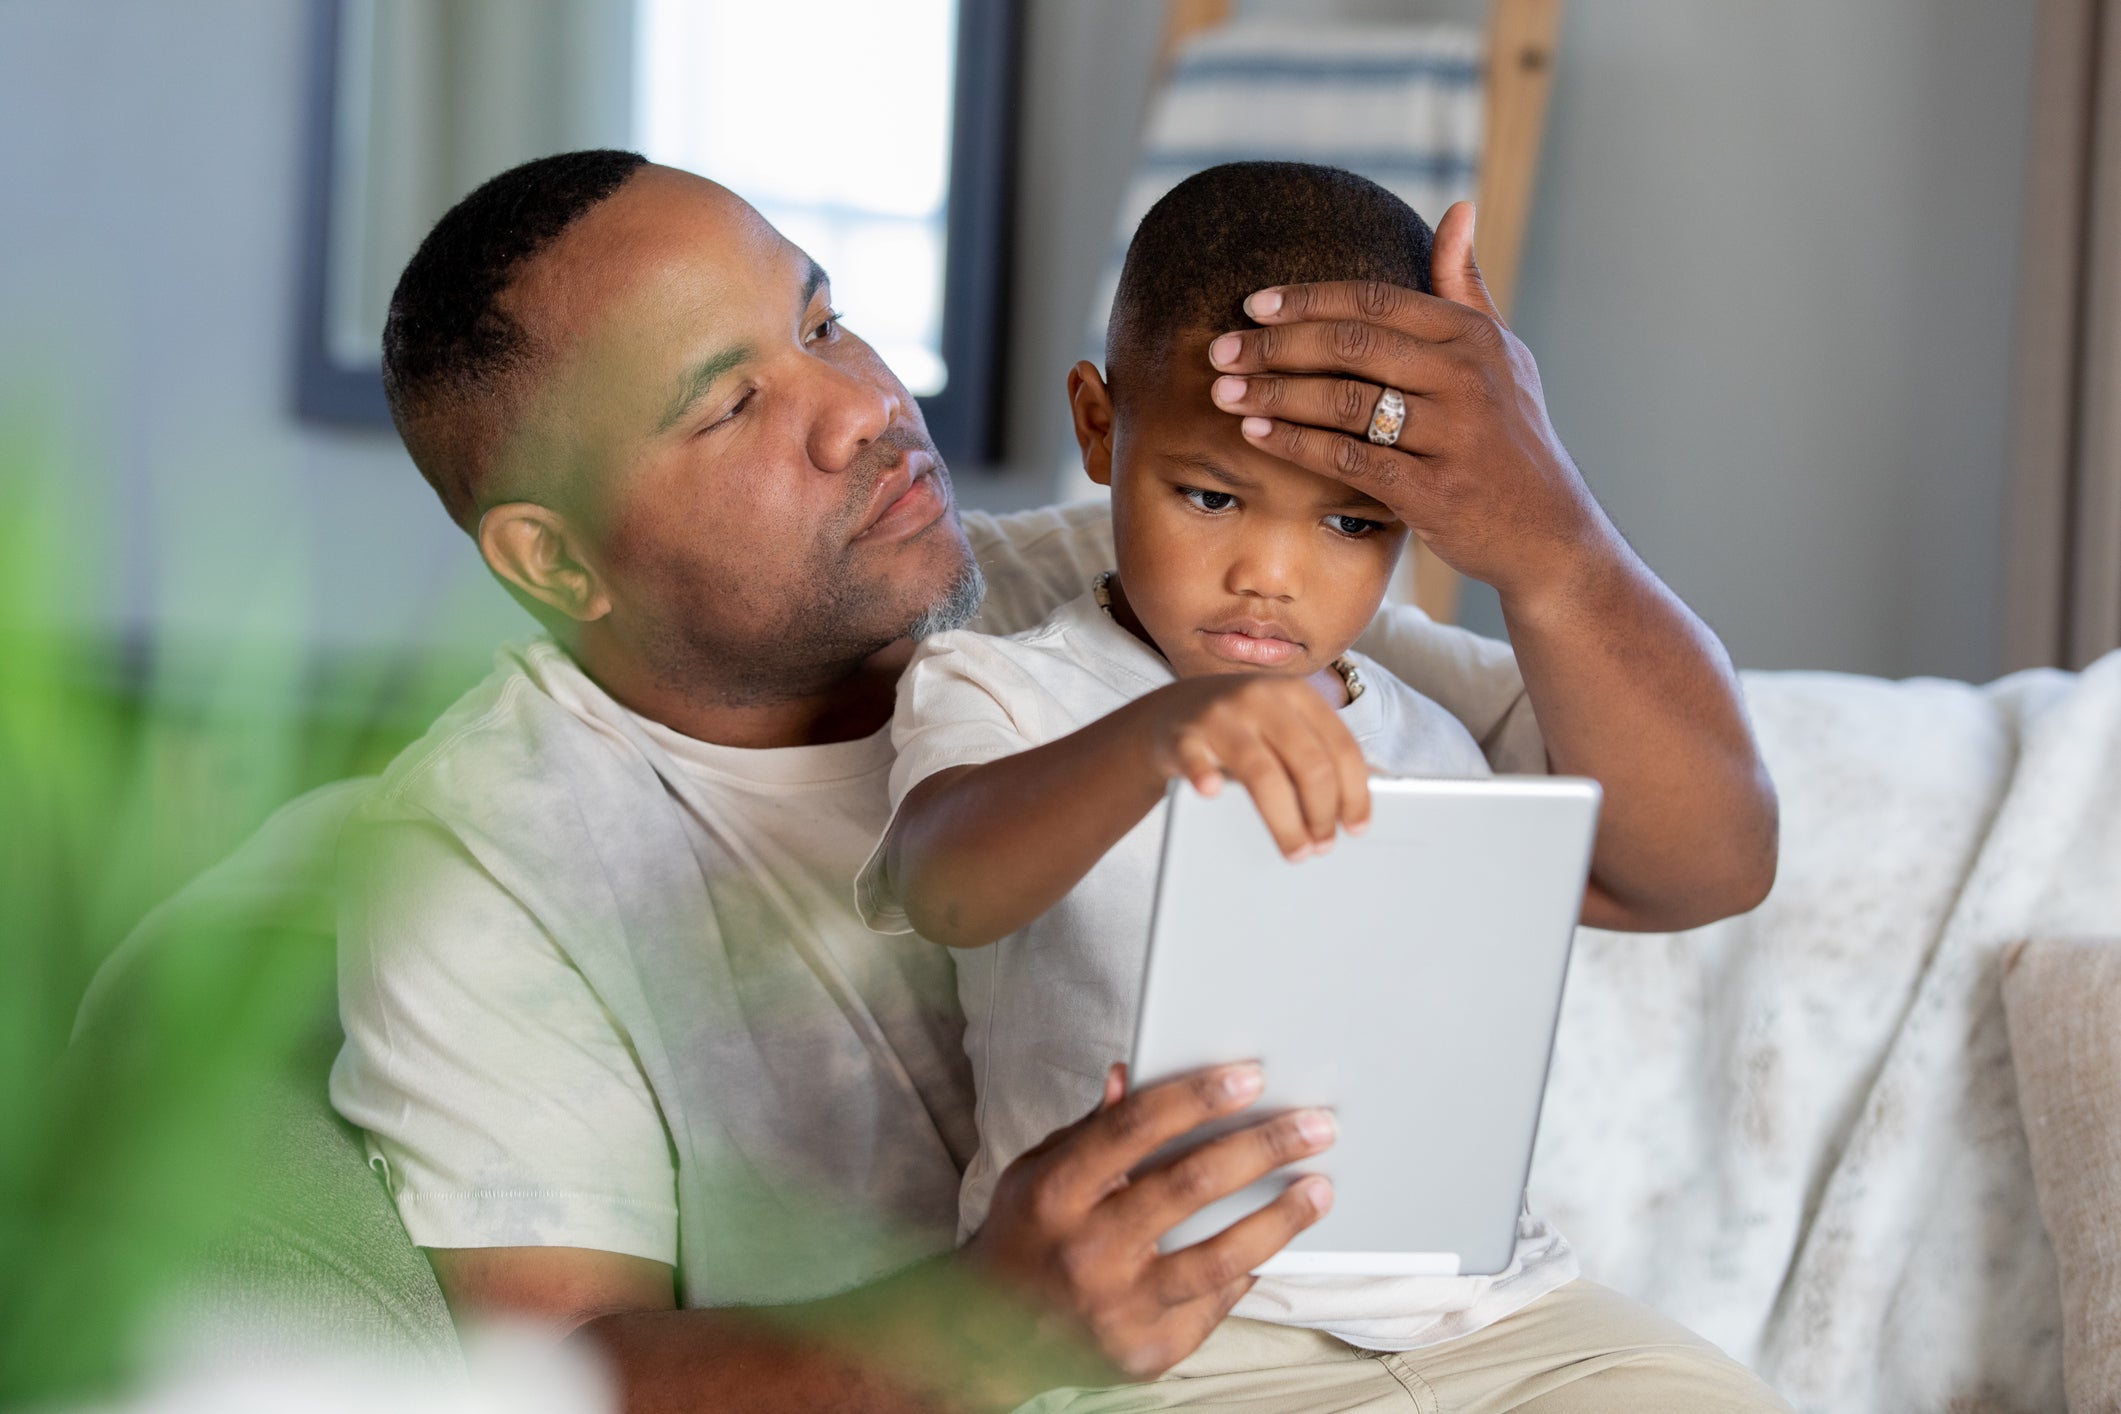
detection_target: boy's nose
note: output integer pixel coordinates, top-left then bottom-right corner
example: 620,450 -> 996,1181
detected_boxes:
1226,529 -> 1304,601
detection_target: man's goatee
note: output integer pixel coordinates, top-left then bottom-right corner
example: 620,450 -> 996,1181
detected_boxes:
907,558 -> 987,641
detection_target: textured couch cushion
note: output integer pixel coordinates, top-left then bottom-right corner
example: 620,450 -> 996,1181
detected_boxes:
177,1065 -> 462,1370
70,781 -> 459,1370
2003,938 -> 2121,1414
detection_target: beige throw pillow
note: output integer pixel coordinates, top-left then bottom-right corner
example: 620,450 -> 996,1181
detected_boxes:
2004,938 -> 2121,1413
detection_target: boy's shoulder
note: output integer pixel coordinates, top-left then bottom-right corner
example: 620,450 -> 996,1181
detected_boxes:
915,588 -> 1093,665
1341,649 -> 1494,779
900,589 -> 1169,731
920,587 -> 1153,673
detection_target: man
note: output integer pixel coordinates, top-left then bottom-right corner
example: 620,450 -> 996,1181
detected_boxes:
332,150 -> 1780,1411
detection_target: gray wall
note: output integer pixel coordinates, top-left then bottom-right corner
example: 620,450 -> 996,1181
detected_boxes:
1495,0 -> 2035,679
0,0 -> 2038,681
0,0 -> 518,669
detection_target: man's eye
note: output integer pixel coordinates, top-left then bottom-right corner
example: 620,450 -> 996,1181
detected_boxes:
1182,487 -> 1236,513
808,309 -> 843,343
1331,514 -> 1383,536
704,389 -> 753,431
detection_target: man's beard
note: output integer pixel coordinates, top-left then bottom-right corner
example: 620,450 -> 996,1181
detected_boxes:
906,557 -> 986,641
808,419 -> 985,646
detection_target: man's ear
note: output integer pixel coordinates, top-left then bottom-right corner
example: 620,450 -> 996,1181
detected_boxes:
477,503 -> 612,623
1067,361 -> 1117,489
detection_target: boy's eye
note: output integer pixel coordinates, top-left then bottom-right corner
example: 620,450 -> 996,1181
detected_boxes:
1331,514 -> 1383,536
1182,487 -> 1236,513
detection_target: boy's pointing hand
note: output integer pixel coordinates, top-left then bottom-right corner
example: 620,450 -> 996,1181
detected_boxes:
1204,200 -> 1620,606
1135,674 -> 1371,859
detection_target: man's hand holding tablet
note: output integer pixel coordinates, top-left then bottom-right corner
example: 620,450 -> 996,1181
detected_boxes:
967,1060 -> 1339,1380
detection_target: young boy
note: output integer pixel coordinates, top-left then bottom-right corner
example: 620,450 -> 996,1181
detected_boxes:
859,164 -> 1787,1404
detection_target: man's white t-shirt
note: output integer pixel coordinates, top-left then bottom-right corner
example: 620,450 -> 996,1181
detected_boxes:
329,502 -> 1555,1323
331,650 -> 971,1265
857,591 -> 1577,1352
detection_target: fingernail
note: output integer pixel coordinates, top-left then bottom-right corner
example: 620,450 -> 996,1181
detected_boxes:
1289,842 -> 1313,861
1295,1109 -> 1338,1145
1241,416 -> 1272,439
1347,817 -> 1370,836
1221,1063 -> 1265,1100
1245,289 -> 1283,318
1212,375 -> 1248,405
1210,333 -> 1242,367
1314,836 -> 1334,855
1299,1175 -> 1335,1214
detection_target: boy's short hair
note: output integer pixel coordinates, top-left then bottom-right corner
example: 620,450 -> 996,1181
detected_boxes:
1105,161 -> 1435,402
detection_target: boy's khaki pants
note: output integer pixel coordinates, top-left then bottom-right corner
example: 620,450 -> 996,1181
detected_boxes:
1023,1281 -> 1794,1413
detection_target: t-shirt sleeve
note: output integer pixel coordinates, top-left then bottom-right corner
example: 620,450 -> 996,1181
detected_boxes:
1354,603 -> 1547,776
854,632 -> 1043,933
328,812 -> 679,1264
961,503 -> 1114,636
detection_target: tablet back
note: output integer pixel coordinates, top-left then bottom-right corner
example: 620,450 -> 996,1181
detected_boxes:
1129,776 -> 1599,1276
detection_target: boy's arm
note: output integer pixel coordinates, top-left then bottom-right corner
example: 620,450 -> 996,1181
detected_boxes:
884,705 -> 1167,950
881,674 -> 1372,949
1203,202 -> 1777,933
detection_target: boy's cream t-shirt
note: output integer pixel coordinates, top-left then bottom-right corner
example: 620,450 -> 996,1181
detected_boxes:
858,590 -> 1578,1353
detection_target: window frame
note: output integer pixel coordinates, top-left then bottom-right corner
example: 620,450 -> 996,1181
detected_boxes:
294,0 -> 1021,466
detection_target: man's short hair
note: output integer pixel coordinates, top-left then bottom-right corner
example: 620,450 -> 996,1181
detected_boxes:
1105,161 -> 1434,399
382,149 -> 648,528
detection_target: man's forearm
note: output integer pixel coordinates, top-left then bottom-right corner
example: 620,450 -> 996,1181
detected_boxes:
1500,530 -> 1778,932
887,707 -> 1167,947
575,1256 -> 1110,1414
578,1306 -> 939,1414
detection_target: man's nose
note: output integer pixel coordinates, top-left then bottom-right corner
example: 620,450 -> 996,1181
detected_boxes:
807,358 -> 902,473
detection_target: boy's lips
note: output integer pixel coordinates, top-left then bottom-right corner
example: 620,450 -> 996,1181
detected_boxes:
1197,620 -> 1305,667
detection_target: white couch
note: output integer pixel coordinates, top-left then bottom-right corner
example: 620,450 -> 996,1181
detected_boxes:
1530,651 -> 2121,1412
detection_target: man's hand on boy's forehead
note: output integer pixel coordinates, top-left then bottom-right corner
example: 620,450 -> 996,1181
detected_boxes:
1201,200 -> 1621,603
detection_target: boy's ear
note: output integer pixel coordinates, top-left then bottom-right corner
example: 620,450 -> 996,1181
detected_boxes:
477,503 -> 613,623
1067,361 -> 1117,488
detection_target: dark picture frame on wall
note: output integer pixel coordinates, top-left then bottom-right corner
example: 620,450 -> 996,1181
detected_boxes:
294,0 -> 1021,468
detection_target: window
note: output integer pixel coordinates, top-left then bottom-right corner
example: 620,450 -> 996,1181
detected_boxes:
636,0 -> 955,396
298,0 -> 1018,465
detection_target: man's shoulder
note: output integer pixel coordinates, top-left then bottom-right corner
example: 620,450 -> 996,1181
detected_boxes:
962,501 -> 1113,637
360,640 -> 615,827
962,499 -> 1111,561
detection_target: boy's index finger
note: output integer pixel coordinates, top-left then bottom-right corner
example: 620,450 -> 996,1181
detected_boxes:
1047,1063 -> 1266,1202
1241,280 -> 1477,343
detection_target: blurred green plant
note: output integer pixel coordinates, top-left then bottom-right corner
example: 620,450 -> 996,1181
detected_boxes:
0,418 -> 478,1405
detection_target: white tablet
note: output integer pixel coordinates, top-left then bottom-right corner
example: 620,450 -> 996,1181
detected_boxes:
1128,775 -> 1600,1277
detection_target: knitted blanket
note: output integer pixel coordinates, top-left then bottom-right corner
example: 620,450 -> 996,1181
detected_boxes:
1530,652 -> 2121,1412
